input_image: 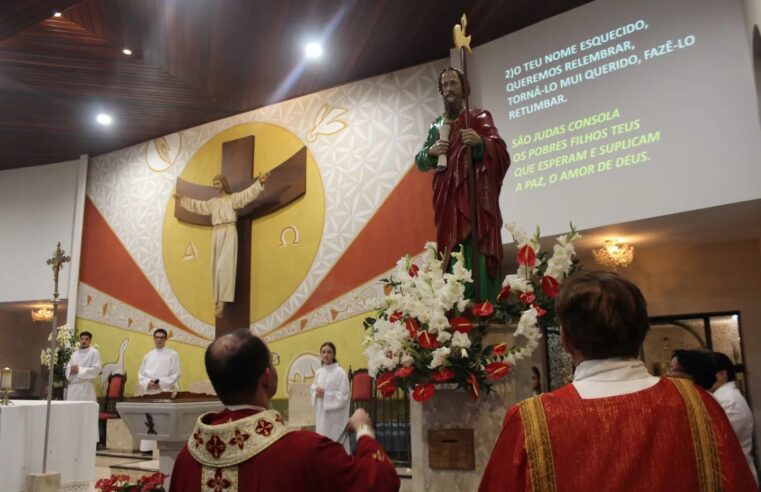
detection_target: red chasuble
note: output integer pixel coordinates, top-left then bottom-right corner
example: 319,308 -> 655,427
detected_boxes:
169,408 -> 400,492
480,378 -> 757,492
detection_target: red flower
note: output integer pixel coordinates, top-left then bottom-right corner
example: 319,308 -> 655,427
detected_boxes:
430,368 -> 454,382
394,366 -> 414,379
519,292 -> 536,305
389,311 -> 403,323
485,362 -> 511,381
408,264 -> 420,277
466,373 -> 480,400
449,317 -> 473,334
541,275 -> 560,298
139,472 -> 167,491
517,244 -> 536,266
492,343 -> 508,356
94,479 -> 112,491
405,318 -> 420,338
417,331 -> 440,350
532,304 -> 547,318
472,300 -> 494,317
376,371 -> 397,398
412,383 -> 435,402
497,285 -> 511,301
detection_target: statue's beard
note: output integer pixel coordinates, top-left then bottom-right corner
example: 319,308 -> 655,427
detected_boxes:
444,96 -> 464,120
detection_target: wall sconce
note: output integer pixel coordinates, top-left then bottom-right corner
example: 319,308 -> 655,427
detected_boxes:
31,307 -> 54,323
593,239 -> 634,269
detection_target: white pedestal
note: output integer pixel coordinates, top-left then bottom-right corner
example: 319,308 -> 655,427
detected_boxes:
106,419 -> 140,451
25,472 -> 61,492
409,360 -> 533,491
287,382 -> 315,427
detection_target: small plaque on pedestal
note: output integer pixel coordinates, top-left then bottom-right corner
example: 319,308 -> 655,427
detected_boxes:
428,428 -> 475,470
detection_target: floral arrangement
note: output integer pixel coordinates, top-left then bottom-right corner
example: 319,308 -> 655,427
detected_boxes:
491,223 -> 581,342
39,323 -> 78,386
363,224 -> 579,402
95,472 -> 166,492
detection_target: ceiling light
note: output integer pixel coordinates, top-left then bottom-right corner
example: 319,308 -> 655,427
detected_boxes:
53,11 -> 62,18
305,42 -> 323,59
122,48 -> 132,56
593,239 -> 634,269
96,113 -> 113,126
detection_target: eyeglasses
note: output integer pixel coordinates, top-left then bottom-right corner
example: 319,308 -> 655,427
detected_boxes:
154,336 -> 167,340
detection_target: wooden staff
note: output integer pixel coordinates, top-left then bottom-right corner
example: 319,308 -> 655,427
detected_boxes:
453,14 -> 482,301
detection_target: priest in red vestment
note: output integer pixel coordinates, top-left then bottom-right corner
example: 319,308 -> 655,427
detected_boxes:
415,67 -> 510,302
480,271 -> 757,492
169,329 -> 400,492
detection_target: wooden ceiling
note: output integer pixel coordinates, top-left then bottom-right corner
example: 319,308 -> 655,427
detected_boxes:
0,0 -> 591,170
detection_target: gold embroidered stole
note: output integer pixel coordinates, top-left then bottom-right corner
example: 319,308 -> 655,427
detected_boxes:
187,409 -> 292,492
519,395 -> 557,492
669,377 -> 723,492
519,380 -> 723,492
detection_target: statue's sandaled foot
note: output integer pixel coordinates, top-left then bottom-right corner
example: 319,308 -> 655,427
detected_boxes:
215,302 -> 224,318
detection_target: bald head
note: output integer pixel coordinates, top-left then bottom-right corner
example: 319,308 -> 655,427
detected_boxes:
205,329 -> 271,405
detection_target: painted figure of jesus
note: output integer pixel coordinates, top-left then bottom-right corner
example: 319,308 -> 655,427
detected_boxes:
175,172 -> 270,317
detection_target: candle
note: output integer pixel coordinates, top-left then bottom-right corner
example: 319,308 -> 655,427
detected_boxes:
0,367 -> 11,391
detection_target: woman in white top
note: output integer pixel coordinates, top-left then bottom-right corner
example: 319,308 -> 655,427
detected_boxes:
710,351 -> 758,485
311,342 -> 351,453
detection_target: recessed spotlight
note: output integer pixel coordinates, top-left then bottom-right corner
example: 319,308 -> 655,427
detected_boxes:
305,42 -> 323,59
96,113 -> 113,126
53,11 -> 62,18
122,48 -> 132,56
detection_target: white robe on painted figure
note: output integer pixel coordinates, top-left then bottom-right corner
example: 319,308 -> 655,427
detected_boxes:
65,347 -> 101,402
138,347 -> 181,452
311,363 -> 351,453
179,181 -> 264,304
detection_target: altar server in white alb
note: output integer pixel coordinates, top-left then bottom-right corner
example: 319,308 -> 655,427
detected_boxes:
311,341 -> 351,453
66,331 -> 101,402
138,329 -> 180,395
138,329 -> 180,452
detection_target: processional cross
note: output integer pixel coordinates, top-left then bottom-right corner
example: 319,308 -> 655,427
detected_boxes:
174,136 -> 306,338
42,242 -> 70,473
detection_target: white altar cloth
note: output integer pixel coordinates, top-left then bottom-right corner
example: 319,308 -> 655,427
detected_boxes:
0,400 -> 98,492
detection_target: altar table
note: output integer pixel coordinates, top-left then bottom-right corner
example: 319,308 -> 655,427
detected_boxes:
0,400 -> 98,492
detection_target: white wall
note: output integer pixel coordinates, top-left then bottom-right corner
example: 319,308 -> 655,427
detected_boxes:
743,0 -> 761,43
0,157 -> 87,302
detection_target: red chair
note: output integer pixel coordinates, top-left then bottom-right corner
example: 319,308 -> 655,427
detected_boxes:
350,369 -> 372,402
98,374 -> 126,447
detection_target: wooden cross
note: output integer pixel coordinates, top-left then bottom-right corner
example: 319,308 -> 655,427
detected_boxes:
174,136 -> 306,338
